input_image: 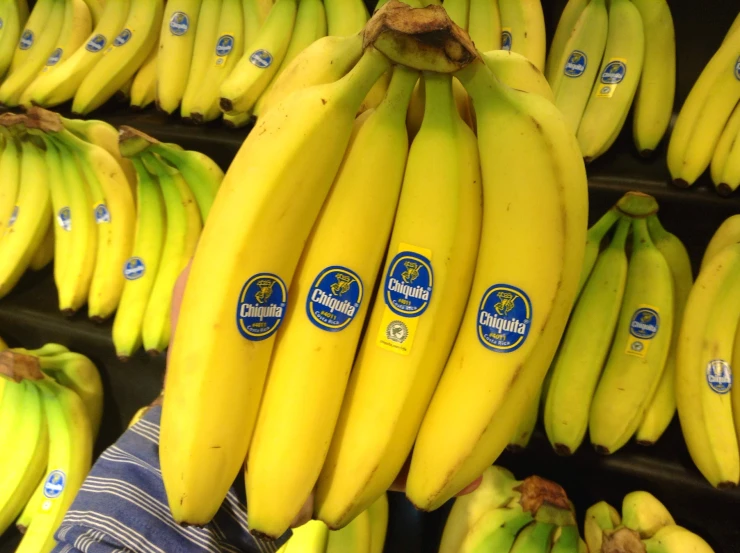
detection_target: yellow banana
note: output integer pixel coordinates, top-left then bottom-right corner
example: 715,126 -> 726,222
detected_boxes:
0,132 -> 21,236
550,0 -> 608,133
140,152 -> 202,355
112,158 -> 166,360
246,67 -> 417,539
130,36 -> 159,109
315,72 -> 482,528
0,135 -> 52,299
710,101 -> 740,190
667,28 -> 740,187
468,0 -> 501,52
324,0 -> 367,37
589,217 -> 674,454
219,0 -> 298,115
24,0 -> 131,108
482,49 -> 554,103
402,46 -> 586,510
8,0 -> 55,74
188,0 -> 245,123
0,0 -> 28,79
545,0 -> 589,83
631,0 -> 676,156
676,242 -> 740,487
159,47 -> 391,525
636,215 -> 693,445
497,0 -> 546,71
181,0 -> 223,119
702,214 -> 740,271
0,0 -> 65,107
72,0 -> 165,115
156,0 -> 202,114
576,0 -> 645,162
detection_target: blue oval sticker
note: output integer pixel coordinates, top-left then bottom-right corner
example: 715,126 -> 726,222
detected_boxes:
306,266 -> 363,332
601,60 -> 627,84
19,29 -> 33,50
169,12 -> 190,36
477,284 -> 532,352
123,257 -> 145,280
43,470 -> 66,499
86,34 -> 107,52
629,307 -> 659,339
57,207 -> 71,231
249,49 -> 273,68
564,50 -> 587,77
236,273 -> 287,341
114,29 -> 132,47
216,35 -> 234,57
706,359 -> 733,394
94,204 -> 111,224
383,251 -> 433,318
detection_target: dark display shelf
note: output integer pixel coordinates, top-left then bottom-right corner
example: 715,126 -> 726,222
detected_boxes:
1,179 -> 739,553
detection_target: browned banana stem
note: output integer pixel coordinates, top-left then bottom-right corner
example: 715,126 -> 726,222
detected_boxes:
118,125 -> 159,158
0,351 -> 45,382
514,476 -> 577,526
364,0 -> 478,72
602,527 -> 646,553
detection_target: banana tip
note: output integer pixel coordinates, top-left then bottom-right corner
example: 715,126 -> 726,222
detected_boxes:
506,444 -> 526,454
89,315 -> 105,324
672,178 -> 690,188
117,355 -> 130,363
553,443 -> 573,456
717,183 -> 734,197
593,445 -> 611,455
635,439 -> 655,447
219,98 -> 234,114
60,308 -> 76,318
146,349 -> 162,357
717,481 -> 738,490
190,113 -> 205,125
638,149 -> 654,158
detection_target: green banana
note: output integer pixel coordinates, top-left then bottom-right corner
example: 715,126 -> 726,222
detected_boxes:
545,216 -> 630,455
589,217 -> 674,454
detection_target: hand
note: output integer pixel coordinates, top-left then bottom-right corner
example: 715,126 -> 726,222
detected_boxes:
166,263 -> 482,528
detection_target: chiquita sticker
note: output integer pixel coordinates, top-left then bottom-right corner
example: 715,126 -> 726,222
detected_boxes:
43,470 -> 66,499
624,305 -> 660,358
236,273 -> 287,341
501,28 -> 513,51
564,50 -> 587,77
306,266 -> 363,332
123,257 -> 145,281
477,284 -> 532,352
376,244 -> 434,356
57,207 -> 71,232
85,34 -> 107,53
250,49 -> 273,68
596,58 -> 627,98
706,359 -> 732,394
169,12 -> 190,36
383,251 -> 433,317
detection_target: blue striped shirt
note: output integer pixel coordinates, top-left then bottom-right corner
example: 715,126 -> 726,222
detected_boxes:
51,406 -> 289,553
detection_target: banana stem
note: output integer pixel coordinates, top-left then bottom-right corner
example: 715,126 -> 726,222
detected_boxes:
0,351 -> 44,382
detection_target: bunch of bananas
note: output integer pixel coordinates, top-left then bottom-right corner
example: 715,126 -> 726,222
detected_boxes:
276,494 -> 388,553
0,0 -> 163,114
675,214 -> 740,489
668,14 -> 740,194
438,466 -> 585,553
544,192 -> 692,456
0,109 -> 136,315
159,0 -> 588,538
546,0 -> 675,161
112,125 -> 223,359
0,342 -> 100,553
0,107 -> 223,358
585,491 -> 715,553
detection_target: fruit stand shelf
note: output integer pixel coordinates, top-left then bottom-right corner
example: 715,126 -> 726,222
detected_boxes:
1,163 -> 740,551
